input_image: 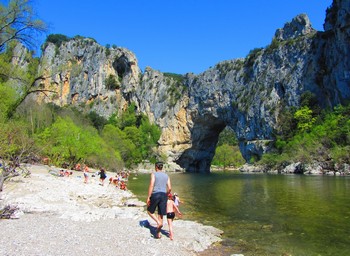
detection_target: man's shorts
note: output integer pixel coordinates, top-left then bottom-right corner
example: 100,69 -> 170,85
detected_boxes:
147,192 -> 167,215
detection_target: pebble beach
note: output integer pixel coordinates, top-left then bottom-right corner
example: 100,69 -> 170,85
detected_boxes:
0,164 -> 223,256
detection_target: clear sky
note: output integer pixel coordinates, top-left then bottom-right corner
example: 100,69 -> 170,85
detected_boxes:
19,1 -> 334,74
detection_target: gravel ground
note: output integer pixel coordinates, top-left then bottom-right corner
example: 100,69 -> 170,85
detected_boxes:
0,164 -> 223,256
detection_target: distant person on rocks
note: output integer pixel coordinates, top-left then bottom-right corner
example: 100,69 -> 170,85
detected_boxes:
147,161 -> 171,239
98,168 -> 107,186
173,192 -> 181,207
173,192 -> 182,218
121,180 -> 128,190
166,193 -> 182,240
83,165 -> 89,183
75,163 -> 81,171
64,170 -> 71,177
109,176 -> 118,186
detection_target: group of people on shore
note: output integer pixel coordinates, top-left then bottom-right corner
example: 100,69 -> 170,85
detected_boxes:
108,171 -> 129,190
75,163 -> 129,190
57,160 -> 181,240
146,161 -> 182,240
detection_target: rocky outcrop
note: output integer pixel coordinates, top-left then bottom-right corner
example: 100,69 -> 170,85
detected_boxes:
36,38 -> 141,118
171,0 -> 350,172
29,0 -> 349,173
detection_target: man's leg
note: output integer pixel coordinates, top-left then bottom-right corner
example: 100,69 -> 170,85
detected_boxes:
157,214 -> 163,228
147,211 -> 161,227
156,214 -> 163,238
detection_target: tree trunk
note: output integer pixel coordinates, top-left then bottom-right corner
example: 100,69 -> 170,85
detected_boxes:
0,172 -> 4,192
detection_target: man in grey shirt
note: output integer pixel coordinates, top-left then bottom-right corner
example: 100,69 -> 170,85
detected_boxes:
146,162 -> 172,238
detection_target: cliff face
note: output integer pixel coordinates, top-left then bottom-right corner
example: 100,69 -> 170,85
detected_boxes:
30,0 -> 349,173
36,39 -> 141,117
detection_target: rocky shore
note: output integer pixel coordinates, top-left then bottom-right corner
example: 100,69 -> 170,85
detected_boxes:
0,164 -> 223,256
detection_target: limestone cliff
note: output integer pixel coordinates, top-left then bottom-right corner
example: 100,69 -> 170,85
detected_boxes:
36,38 -> 141,117
29,0 -> 349,173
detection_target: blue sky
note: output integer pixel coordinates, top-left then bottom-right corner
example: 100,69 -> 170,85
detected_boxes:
27,1 -> 333,74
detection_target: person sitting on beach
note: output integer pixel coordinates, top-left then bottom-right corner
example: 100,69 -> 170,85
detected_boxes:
64,170 -> 72,177
75,163 -> 81,171
166,193 -> 182,240
109,176 -> 119,186
120,180 -> 127,190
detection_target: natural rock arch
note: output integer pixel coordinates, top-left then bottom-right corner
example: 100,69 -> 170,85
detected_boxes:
176,115 -> 227,173
169,3 -> 350,173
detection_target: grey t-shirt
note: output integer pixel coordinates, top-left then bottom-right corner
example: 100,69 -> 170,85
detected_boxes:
153,172 -> 168,193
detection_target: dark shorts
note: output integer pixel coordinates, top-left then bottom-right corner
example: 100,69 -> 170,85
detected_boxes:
147,192 -> 167,215
167,212 -> 175,219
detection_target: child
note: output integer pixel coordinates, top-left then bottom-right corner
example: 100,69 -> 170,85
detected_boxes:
173,192 -> 182,219
83,165 -> 89,183
173,192 -> 181,207
166,193 -> 182,240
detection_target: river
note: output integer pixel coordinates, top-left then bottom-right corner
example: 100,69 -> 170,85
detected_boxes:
128,172 -> 350,256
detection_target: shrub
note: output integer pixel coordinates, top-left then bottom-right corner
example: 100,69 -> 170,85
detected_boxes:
105,74 -> 119,90
45,34 -> 70,48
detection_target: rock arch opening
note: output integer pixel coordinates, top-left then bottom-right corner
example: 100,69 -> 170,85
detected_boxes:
175,114 -> 226,173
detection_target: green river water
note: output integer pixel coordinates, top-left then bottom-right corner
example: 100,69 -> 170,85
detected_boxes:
128,172 -> 350,256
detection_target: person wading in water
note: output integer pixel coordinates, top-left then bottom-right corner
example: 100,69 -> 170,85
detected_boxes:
146,162 -> 171,239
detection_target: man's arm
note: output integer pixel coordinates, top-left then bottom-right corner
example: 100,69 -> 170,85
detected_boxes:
167,176 -> 172,194
147,173 -> 155,205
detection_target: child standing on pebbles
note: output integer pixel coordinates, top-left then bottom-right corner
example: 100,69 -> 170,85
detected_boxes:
83,165 -> 89,183
166,193 -> 182,240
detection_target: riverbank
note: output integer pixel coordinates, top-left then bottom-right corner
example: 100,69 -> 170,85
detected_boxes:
0,164 -> 223,256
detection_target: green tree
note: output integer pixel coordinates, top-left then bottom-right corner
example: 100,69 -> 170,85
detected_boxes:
139,114 -> 161,158
36,116 -> 109,167
0,120 -> 35,191
102,111 -> 161,167
300,91 -> 321,116
294,106 -> 316,133
259,104 -> 350,169
118,103 -> 137,129
1,48 -> 46,119
45,34 -> 70,48
86,111 -> 107,132
0,0 -> 47,52
276,105 -> 297,141
217,127 -> 238,146
101,124 -> 135,168
15,99 -> 56,134
0,82 -> 16,122
212,144 -> 244,170
0,0 -> 49,120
